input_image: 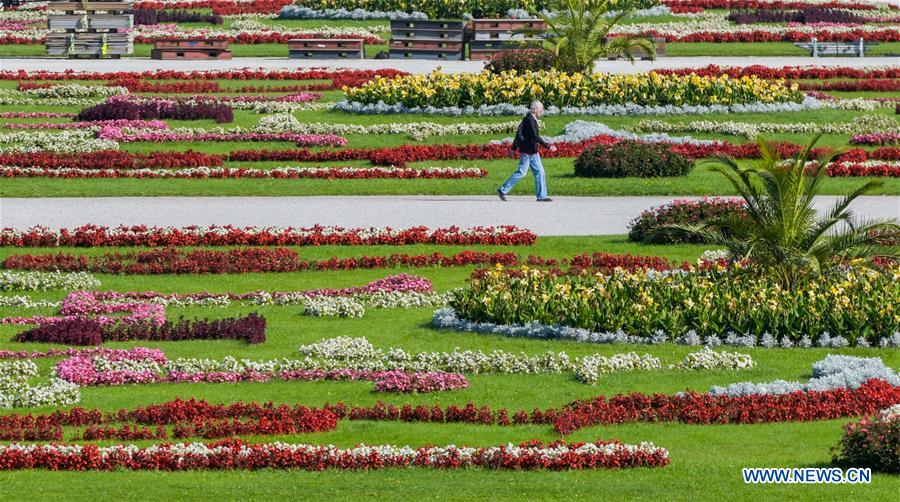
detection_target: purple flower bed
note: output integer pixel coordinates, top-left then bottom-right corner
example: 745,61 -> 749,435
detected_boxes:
13,314 -> 266,345
727,8 -> 867,25
77,96 -> 233,123
850,132 -> 900,146
133,9 -> 224,26
627,197 -> 748,244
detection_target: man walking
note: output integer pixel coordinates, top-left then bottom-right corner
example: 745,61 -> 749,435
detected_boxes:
497,100 -> 557,202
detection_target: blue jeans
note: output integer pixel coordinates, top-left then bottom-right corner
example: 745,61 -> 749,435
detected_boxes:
499,153 -> 548,200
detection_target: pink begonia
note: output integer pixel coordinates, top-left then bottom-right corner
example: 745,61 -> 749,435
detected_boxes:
54,348 -> 167,385
95,127 -> 346,146
2,291 -> 166,326
3,120 -> 168,130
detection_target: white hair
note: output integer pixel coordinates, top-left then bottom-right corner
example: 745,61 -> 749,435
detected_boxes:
530,101 -> 544,112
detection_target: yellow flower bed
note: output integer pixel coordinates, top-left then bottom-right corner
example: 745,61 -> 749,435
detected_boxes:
345,70 -> 804,108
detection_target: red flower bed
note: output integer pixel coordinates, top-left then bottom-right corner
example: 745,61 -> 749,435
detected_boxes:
0,151 -> 223,170
13,314 -> 267,345
0,225 -> 535,248
645,29 -> 900,43
832,409 -> 900,473
0,68 -> 407,85
0,438 -> 668,471
1,248 -> 521,275
330,379 -> 899,435
827,162 -> 900,177
655,65 -> 900,80
798,79 -> 900,92
0,166 -> 488,180
662,0 -> 882,10
0,399 -> 336,441
871,147 -> 900,161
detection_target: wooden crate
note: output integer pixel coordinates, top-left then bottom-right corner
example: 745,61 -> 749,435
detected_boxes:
48,14 -> 132,31
46,32 -> 132,56
47,1 -> 133,12
390,19 -> 464,60
151,38 -> 231,59
288,38 -> 364,59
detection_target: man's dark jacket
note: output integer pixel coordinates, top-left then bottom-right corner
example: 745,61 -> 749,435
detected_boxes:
512,113 -> 550,155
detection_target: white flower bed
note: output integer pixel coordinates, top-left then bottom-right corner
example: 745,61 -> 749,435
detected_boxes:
0,130 -> 119,154
334,95 -> 883,117
0,360 -> 80,408
633,114 -> 899,138
22,84 -> 127,99
254,113 -> 519,140
432,307 -> 900,348
303,296 -> 367,318
492,120 -> 715,146
0,271 -> 101,291
675,347 -> 755,371
280,6 -> 428,20
709,354 -> 899,397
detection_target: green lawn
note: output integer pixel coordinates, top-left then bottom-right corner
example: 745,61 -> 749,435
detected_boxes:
0,238 -> 897,500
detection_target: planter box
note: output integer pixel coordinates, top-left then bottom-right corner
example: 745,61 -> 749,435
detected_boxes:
288,39 -> 364,59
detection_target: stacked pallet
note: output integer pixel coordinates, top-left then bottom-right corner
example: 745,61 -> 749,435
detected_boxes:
389,20 -> 465,60
46,1 -> 133,58
152,38 -> 232,60
288,39 -> 364,59
469,19 -> 547,61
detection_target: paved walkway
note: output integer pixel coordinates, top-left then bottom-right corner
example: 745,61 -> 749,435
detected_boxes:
2,56 -> 898,74
2,196 -> 897,235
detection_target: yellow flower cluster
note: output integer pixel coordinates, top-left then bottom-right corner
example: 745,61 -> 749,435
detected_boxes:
345,70 -> 803,108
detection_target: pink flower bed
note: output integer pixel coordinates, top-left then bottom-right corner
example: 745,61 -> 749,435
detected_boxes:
850,133 -> 900,146
1,290 -> 166,327
3,120 -> 168,130
96,127 -> 347,146
0,112 -> 76,118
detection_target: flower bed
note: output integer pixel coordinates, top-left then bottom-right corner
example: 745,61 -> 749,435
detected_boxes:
450,265 -> 900,346
2,290 -> 166,327
13,313 -> 267,345
1,248 -> 520,274
0,166 -> 489,180
0,68 -> 408,86
0,225 -> 535,247
77,97 -> 234,123
0,438 -> 670,471
0,271 -> 100,291
0,151 -> 224,170
0,360 -> 80,409
54,348 -> 469,393
850,132 -> 900,146
344,70 -> 803,109
628,198 -> 748,244
832,405 -> 900,473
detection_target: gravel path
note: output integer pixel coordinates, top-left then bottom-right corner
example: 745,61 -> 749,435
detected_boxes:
2,196 -> 897,235
2,56 -> 897,74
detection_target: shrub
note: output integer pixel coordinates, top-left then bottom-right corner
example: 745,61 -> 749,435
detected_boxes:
574,141 -> 693,178
485,50 -> 557,75
628,198 -> 748,244
832,406 -> 900,473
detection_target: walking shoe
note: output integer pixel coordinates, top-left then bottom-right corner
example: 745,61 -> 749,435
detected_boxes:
537,198 -> 553,202
497,189 -> 507,201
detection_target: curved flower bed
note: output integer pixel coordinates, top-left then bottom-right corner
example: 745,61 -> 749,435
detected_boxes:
345,70 -> 803,109
0,151 -> 224,170
0,225 -> 535,247
0,438 -> 670,471
0,68 -> 408,85
450,265 -> 900,346
0,360 -> 80,409
1,290 -> 166,327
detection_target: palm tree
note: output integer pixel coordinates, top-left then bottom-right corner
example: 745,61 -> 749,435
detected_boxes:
533,0 -> 656,73
657,135 -> 899,288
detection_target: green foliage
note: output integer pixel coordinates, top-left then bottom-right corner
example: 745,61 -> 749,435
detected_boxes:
537,0 -> 657,73
661,135 -> 900,288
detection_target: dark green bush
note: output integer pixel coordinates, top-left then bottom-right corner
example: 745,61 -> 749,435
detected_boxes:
574,141 -> 693,178
485,49 -> 557,75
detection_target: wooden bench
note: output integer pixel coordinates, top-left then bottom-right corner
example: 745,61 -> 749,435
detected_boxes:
288,39 -> 364,59
469,19 -> 547,61
390,20 -> 465,60
151,38 -> 232,60
794,38 -> 876,57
